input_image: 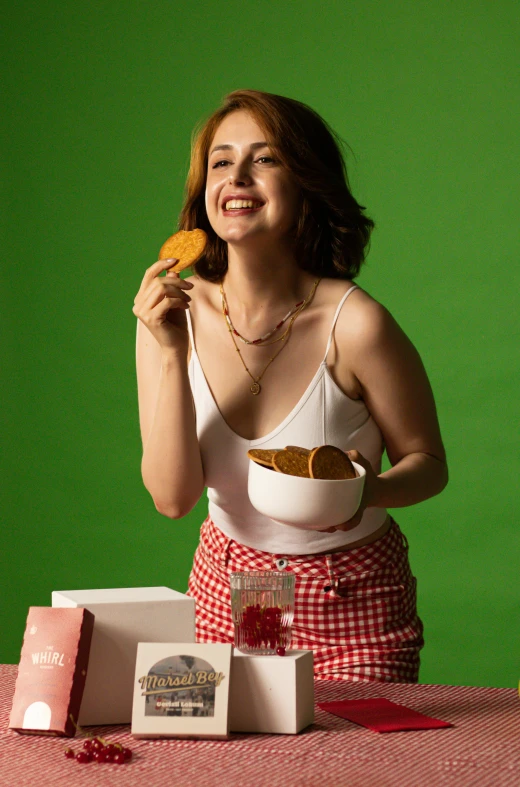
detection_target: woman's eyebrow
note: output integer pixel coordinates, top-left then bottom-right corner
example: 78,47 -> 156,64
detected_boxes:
209,141 -> 269,155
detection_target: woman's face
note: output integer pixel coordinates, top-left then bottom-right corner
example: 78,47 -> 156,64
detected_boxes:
205,111 -> 300,246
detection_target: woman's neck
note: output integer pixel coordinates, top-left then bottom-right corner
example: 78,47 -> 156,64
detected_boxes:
223,244 -> 315,325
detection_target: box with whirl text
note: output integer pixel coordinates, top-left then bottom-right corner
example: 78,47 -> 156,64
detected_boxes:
9,607 -> 95,737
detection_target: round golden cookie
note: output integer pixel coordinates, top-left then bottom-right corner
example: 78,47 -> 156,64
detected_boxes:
273,449 -> 310,478
284,445 -> 310,456
159,229 -> 208,272
247,449 -> 279,468
308,445 -> 357,480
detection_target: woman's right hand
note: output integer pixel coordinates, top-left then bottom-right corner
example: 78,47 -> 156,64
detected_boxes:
133,258 -> 194,353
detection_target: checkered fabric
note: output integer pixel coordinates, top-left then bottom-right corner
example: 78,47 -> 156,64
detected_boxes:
2,665 -> 520,787
187,517 -> 424,683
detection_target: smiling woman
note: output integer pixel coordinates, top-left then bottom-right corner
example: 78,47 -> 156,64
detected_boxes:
179,89 -> 374,282
204,113 -> 301,251
132,89 -> 448,683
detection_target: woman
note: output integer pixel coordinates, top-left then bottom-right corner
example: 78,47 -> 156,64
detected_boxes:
133,90 -> 448,683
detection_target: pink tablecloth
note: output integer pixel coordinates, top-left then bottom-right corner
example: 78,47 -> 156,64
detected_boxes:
0,664 -> 518,787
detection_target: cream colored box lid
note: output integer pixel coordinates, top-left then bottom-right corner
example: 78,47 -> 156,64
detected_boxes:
52,587 -> 190,604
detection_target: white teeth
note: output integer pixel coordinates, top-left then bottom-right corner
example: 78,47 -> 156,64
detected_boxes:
225,199 -> 261,210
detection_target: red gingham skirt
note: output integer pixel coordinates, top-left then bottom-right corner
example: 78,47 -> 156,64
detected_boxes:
187,517 -> 424,683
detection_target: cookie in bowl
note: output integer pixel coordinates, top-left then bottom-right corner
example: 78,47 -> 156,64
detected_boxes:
247,445 -> 365,530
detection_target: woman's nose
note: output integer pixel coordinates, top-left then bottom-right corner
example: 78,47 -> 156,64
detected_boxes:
229,161 -> 252,185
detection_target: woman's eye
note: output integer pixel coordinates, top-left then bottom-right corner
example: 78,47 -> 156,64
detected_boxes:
212,160 -> 230,168
256,156 -> 275,164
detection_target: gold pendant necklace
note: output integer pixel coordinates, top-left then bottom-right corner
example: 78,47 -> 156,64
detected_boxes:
221,278 -> 321,394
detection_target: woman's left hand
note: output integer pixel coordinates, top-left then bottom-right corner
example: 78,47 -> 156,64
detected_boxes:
322,450 -> 380,533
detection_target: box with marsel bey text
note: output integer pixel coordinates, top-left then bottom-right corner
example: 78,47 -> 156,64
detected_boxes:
132,642 -> 233,739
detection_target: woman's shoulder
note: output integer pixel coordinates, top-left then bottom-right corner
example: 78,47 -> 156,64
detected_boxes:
321,278 -> 388,320
323,278 -> 398,349
183,273 -> 219,314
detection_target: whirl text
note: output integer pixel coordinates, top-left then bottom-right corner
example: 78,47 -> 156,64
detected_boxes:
31,651 -> 65,666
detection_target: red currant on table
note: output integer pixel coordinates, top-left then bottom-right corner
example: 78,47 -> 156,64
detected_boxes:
65,736 -> 133,765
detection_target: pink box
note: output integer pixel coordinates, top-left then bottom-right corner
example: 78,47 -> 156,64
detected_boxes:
9,607 -> 94,737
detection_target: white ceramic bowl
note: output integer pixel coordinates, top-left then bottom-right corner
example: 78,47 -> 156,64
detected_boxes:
247,458 -> 366,530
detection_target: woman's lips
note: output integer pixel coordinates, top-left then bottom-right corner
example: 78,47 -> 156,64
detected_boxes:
222,206 -> 264,216
221,197 -> 264,215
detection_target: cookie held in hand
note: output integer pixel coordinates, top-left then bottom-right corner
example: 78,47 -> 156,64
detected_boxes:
159,229 -> 208,273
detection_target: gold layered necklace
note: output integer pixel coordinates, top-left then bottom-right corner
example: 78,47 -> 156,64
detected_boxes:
220,278 -> 321,395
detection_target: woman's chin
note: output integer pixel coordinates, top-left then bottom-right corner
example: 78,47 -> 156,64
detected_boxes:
220,228 -> 267,246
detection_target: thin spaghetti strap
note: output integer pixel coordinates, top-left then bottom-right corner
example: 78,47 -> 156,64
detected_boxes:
322,285 -> 359,362
185,309 -> 195,349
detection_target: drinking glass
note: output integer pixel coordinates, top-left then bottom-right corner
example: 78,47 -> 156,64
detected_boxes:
230,571 -> 295,655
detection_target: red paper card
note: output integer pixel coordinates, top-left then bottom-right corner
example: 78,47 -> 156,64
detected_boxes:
318,698 -> 453,733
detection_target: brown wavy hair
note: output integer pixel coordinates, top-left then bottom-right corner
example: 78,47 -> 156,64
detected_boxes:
178,89 -> 374,282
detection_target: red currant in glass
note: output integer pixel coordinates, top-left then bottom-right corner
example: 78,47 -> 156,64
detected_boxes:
276,646 -> 286,656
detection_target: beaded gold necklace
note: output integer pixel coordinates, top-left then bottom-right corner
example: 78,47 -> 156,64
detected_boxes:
220,278 -> 321,395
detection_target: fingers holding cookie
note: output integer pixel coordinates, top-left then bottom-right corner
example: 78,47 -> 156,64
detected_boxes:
133,258 -> 195,349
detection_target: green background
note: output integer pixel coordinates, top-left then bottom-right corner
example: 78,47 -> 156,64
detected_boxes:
2,0 -> 518,687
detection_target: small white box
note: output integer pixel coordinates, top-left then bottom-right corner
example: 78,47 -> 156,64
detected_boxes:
132,642 -> 233,739
52,587 -> 195,725
229,649 -> 314,734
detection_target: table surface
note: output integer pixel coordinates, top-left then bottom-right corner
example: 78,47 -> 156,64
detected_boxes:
1,664 -> 519,787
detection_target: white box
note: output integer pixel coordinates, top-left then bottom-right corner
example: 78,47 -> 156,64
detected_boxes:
132,642 -> 233,739
229,649 -> 314,734
52,587 -> 195,725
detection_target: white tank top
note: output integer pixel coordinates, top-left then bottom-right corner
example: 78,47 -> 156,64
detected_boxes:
187,285 -> 388,554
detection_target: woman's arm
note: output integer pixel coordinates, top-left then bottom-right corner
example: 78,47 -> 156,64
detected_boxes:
134,262 -> 204,518
336,292 -> 448,519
